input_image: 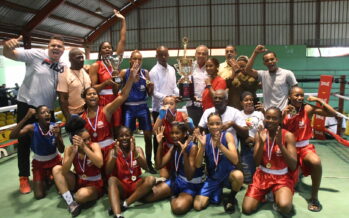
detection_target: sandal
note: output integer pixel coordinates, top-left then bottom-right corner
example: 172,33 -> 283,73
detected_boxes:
308,198 -> 322,212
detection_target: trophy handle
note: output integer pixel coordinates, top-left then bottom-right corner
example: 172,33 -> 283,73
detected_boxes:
173,63 -> 180,73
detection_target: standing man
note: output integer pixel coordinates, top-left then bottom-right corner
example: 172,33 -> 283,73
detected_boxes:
245,45 -> 298,110
186,45 -> 209,126
3,35 -> 65,194
149,45 -> 179,163
57,48 -> 91,121
218,45 -> 237,80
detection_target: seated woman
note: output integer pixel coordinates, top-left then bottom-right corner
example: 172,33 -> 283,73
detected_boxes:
153,96 -> 194,178
10,105 -> 64,199
80,62 -> 138,169
242,107 -> 297,216
240,91 -> 265,183
105,126 -> 155,218
52,116 -> 103,217
144,122 -> 203,215
194,112 -> 243,214
283,86 -> 338,212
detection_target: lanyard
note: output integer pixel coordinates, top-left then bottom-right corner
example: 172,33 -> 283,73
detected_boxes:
86,106 -> 99,134
266,131 -> 276,161
210,133 -> 223,169
174,149 -> 183,173
122,151 -> 134,175
78,154 -> 87,174
38,124 -> 53,136
102,60 -> 114,76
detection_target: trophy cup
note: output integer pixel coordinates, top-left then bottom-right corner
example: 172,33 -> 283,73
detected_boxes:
105,55 -> 122,84
174,37 -> 194,101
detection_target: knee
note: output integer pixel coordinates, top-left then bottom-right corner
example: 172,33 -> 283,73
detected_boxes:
193,199 -> 207,211
171,200 -> 189,215
144,176 -> 156,187
311,156 -> 322,168
277,201 -> 293,214
230,170 -> 244,184
242,204 -> 255,215
52,165 -> 62,176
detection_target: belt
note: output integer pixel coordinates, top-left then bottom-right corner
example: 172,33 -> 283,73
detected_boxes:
179,175 -> 203,184
124,101 -> 147,106
98,138 -> 115,148
33,152 -> 58,162
79,174 -> 102,181
99,89 -> 113,95
296,140 -> 309,148
260,166 -> 288,175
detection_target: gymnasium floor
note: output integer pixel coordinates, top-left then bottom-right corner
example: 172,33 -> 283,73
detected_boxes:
1,136 -> 349,218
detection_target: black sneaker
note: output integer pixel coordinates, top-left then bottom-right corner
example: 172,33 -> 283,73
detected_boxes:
68,201 -> 81,217
224,197 -> 237,214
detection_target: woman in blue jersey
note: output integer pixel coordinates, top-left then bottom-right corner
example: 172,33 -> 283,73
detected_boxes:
10,105 -> 64,199
193,112 -> 242,214
119,50 -> 156,174
144,122 -> 204,215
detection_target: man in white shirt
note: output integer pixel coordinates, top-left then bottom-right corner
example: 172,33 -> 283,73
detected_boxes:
57,48 -> 91,121
198,89 -> 249,145
3,35 -> 65,194
149,45 -> 179,167
186,45 -> 209,126
245,45 -> 298,110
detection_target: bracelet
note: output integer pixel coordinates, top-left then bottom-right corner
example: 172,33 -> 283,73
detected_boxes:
205,85 -> 212,89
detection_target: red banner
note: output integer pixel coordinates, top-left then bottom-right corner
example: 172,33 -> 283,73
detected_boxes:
313,75 -> 333,139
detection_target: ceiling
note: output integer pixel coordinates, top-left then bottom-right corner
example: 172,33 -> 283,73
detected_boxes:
0,0 -> 149,47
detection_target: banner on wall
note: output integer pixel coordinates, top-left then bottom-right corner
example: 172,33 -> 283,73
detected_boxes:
313,75 -> 333,140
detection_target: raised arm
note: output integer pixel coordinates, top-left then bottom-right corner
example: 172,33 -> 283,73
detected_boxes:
276,128 -> 297,171
62,145 -> 77,174
245,45 -> 267,78
114,10 -> 126,56
3,35 -> 22,60
57,92 -> 71,121
253,128 -> 266,166
306,96 -> 338,118
10,108 -> 35,139
154,126 -> 173,169
194,129 -> 206,168
218,132 -> 239,165
103,63 -> 138,121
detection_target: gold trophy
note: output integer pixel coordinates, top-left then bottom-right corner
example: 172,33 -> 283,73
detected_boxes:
174,37 -> 194,101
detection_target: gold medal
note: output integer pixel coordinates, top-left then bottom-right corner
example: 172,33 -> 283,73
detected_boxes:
266,163 -> 272,168
81,174 -> 87,179
131,175 -> 137,181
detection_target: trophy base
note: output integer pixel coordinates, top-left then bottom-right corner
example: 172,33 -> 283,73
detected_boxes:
179,83 -> 194,101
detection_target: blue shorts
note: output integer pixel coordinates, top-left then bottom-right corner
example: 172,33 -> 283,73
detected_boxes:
122,104 -> 152,131
165,176 -> 203,197
198,172 -> 232,204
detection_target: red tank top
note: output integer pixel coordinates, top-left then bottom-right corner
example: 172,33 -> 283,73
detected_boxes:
81,106 -> 113,142
97,60 -> 113,90
73,151 -> 101,177
262,129 -> 289,170
113,149 -> 142,183
163,111 -> 184,144
283,104 -> 313,141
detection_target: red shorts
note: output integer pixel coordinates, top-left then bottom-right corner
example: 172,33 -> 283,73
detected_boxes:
297,144 -> 317,177
76,177 -> 104,197
99,94 -> 122,127
245,168 -> 294,201
120,178 -> 142,199
32,154 -> 62,182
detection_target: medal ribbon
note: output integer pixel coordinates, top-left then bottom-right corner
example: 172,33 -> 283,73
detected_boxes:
78,154 -> 87,174
174,149 -> 183,173
102,59 -> 114,76
123,151 -> 134,175
266,131 -> 276,161
210,133 -> 223,169
86,106 -> 99,135
38,124 -> 53,136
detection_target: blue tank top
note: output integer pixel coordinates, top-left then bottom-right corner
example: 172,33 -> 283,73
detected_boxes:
31,122 -> 57,156
174,141 -> 204,179
125,69 -> 148,102
205,131 -> 234,179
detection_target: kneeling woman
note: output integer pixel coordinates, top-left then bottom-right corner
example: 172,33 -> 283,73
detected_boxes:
144,122 -> 203,215
105,126 -> 155,218
52,116 -> 103,217
242,107 -> 297,216
194,112 -> 243,214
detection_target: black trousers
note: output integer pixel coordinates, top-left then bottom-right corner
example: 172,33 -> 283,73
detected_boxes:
152,111 -> 159,161
16,101 -> 55,177
186,105 -> 203,127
